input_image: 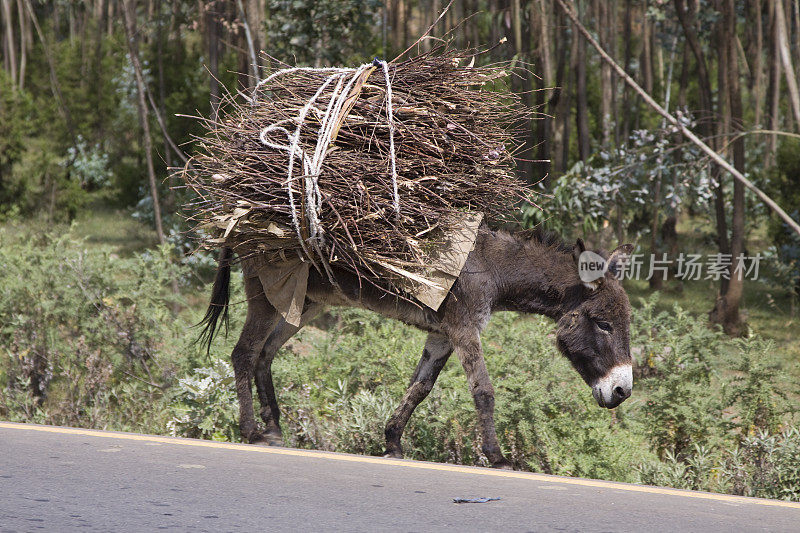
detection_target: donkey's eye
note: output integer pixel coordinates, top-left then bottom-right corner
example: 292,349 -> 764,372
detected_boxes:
596,321 -> 613,332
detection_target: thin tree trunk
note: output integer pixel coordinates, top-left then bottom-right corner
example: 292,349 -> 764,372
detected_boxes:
2,0 -> 17,87
766,0 -> 782,166
553,7 -> 571,174
207,1 -> 221,120
622,0 -> 633,142
236,0 -> 259,85
248,0 -> 263,58
15,0 -> 26,90
753,0 -> 764,125
575,1 -> 590,162
711,0 -> 746,335
775,0 -> 800,128
640,0 -> 653,94
536,0 -> 555,179
122,0 -> 166,245
793,0 -> 800,81
596,0 -> 613,147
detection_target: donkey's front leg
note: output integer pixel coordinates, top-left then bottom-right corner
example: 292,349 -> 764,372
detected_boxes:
383,333 -> 453,458
454,331 -> 512,469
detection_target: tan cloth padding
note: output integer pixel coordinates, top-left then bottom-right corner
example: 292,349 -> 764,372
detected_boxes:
242,254 -> 310,327
241,212 -> 482,327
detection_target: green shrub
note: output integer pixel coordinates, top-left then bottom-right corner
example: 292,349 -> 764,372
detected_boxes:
722,428 -> 800,501
167,360 -> 240,442
0,229 -> 189,432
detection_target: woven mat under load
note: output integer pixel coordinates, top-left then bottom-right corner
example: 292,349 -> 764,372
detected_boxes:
183,47 -> 535,322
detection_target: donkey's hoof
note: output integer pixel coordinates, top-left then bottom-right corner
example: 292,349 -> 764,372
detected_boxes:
247,431 -> 271,445
248,431 -> 283,446
491,458 -> 514,470
264,430 -> 284,447
382,448 -> 403,459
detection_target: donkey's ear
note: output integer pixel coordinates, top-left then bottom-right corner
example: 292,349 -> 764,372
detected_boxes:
572,238 -> 587,265
607,244 -> 635,278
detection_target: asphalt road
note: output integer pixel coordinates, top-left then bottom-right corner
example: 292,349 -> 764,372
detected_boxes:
1,422 -> 799,532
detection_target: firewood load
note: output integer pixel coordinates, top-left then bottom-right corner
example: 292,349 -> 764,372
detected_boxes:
182,46 -> 535,324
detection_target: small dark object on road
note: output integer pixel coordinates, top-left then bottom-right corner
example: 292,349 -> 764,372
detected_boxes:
452,497 -> 501,504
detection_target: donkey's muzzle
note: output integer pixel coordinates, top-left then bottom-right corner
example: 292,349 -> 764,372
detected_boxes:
592,364 -> 633,409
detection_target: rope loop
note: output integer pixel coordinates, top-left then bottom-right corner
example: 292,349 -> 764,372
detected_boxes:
256,61 -> 401,255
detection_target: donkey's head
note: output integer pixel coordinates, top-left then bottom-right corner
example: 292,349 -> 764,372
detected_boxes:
555,240 -> 634,409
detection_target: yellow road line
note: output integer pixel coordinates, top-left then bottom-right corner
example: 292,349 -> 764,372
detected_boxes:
2,421 -> 799,510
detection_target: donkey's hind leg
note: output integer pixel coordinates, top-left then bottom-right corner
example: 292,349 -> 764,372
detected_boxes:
254,302 -> 323,445
383,333 -> 453,458
231,275 -> 281,444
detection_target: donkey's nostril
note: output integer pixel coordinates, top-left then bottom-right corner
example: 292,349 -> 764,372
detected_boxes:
614,385 -> 629,399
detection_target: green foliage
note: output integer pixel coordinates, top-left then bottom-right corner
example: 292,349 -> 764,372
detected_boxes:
266,0 -> 383,65
523,120 -> 714,242
633,295 -> 729,458
726,337 -> 791,435
167,359 -> 240,442
722,428 -> 800,501
0,228 -> 190,432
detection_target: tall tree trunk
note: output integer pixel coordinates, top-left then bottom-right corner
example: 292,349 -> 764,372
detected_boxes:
15,0 -> 26,90
621,0 -> 633,143
711,0 -> 747,335
752,0 -> 764,125
596,0 -> 613,147
793,0 -> 800,81
536,0 -> 555,180
2,0 -> 17,87
207,1 -> 221,120
575,1 -> 590,162
715,3 -> 732,288
122,0 -> 166,245
553,6 -> 571,174
775,0 -> 800,128
766,0 -> 782,166
649,35 -> 678,290
640,0 -> 653,95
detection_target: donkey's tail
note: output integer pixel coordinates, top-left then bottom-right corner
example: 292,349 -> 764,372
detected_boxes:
197,247 -> 233,354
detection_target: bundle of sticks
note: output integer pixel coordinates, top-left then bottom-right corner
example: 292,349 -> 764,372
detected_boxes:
183,46 -> 534,297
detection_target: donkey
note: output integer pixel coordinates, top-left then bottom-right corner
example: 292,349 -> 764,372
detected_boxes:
200,227 -> 634,468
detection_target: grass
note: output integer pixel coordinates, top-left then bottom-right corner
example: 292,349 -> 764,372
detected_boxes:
71,206 -> 158,255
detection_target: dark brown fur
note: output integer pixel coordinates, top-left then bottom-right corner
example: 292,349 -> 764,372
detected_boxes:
202,227 -> 634,467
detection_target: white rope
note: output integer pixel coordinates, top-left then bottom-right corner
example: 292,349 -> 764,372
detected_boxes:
256,61 -> 400,256
378,60 -> 400,216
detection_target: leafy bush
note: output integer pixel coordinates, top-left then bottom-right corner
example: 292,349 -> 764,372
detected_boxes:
0,229 -> 190,432
167,360 -> 240,442
722,428 -> 800,501
632,296 -> 729,458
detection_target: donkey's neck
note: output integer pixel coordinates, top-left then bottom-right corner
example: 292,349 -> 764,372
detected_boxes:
487,233 -> 583,320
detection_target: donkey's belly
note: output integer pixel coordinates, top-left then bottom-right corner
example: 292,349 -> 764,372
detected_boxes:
306,270 -> 443,333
